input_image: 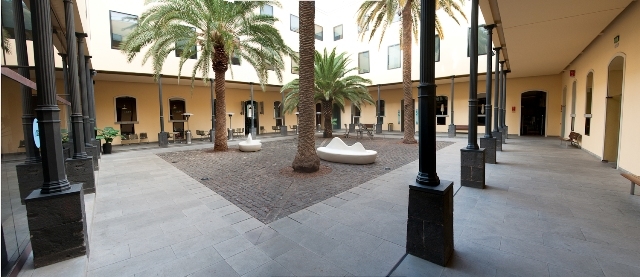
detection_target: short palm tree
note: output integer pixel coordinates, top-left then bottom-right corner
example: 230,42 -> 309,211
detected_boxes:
291,0 -> 320,173
120,0 -> 295,151
281,48 -> 374,138
356,0 -> 466,144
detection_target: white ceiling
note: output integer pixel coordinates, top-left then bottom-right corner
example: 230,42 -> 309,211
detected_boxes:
480,0 -> 633,78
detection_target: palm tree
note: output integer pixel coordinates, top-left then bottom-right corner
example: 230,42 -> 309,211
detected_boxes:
120,0 -> 295,151
281,48 -> 374,138
356,0 -> 466,144
291,0 -> 320,173
2,28 -> 10,54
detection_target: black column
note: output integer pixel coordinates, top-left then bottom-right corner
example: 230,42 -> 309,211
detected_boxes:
89,70 -> 98,139
210,78 -> 215,141
76,33 -> 92,147
407,0 -> 454,267
13,0 -> 40,163
250,82 -> 255,137
483,25 -> 495,138
466,0 -> 479,150
447,75 -> 456,137
498,60 -> 505,130
492,49 -> 501,133
84,56 -> 95,142
502,69 -> 509,139
158,74 -> 168,147
64,0 -> 86,159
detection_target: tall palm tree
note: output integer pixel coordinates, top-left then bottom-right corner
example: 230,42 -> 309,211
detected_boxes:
356,0 -> 466,144
2,28 -> 10,54
291,0 -> 320,173
120,0 -> 295,151
281,48 -> 374,138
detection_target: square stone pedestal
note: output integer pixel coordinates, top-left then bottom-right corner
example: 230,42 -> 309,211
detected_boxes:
158,132 -> 169,148
503,126 -> 509,142
448,125 -> 456,138
92,140 -> 101,159
85,145 -> 99,171
479,137 -> 497,164
461,148 -> 486,189
66,157 -> 95,194
25,184 -> 89,268
209,129 -> 215,142
407,180 -> 454,267
491,132 -> 502,151
16,162 -> 43,205
280,126 -> 288,136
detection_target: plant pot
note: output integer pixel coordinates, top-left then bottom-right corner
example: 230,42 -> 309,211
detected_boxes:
102,143 -> 112,154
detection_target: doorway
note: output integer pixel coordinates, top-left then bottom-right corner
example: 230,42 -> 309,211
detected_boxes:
561,87 -> 567,138
244,101 -> 259,135
520,91 -> 547,136
603,56 -> 624,164
332,104 -> 341,129
400,99 -> 404,132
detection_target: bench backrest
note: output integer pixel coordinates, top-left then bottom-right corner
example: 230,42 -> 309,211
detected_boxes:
569,132 -> 581,140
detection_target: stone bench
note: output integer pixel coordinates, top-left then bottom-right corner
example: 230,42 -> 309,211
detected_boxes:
317,137 -> 377,164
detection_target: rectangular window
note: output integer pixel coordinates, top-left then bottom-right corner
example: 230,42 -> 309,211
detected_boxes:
467,25 -> 489,57
585,87 -> 592,135
175,40 -> 197,59
436,96 -> 448,125
1,0 -> 33,40
315,24 -> 323,41
435,35 -> 441,62
290,14 -> 299,33
110,11 -> 138,49
291,52 -> 299,74
333,25 -> 343,41
477,94 -> 487,126
358,51 -> 370,74
388,44 -> 400,70
260,4 -> 273,16
231,52 -> 241,65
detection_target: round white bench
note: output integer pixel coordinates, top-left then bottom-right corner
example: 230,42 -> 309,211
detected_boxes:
317,137 -> 377,164
239,134 -> 261,152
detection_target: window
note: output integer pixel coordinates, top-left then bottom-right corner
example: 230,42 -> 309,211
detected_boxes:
110,11 -> 138,49
115,96 -> 137,135
260,4 -> 273,16
477,93 -> 487,126
169,98 -> 187,121
585,73 -> 593,136
388,44 -> 400,69
436,96 -> 448,125
378,100 -> 386,116
333,25 -> 343,41
377,100 -> 386,124
291,52 -> 299,74
467,25 -> 489,56
273,101 -> 282,119
290,14 -> 299,33
175,39 -> 197,59
1,0 -> 33,40
315,24 -> 323,41
231,52 -> 241,65
358,51 -> 370,74
435,35 -> 441,62
353,104 -> 361,124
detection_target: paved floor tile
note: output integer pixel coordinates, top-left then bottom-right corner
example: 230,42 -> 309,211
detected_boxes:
275,246 -> 349,277
225,247 -> 273,276
241,260 -> 294,277
187,260 -> 240,277
213,234 -> 255,259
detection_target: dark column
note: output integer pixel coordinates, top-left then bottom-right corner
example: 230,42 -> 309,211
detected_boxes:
210,78 -> 215,141
280,88 -> 287,135
25,0 -> 88,267
498,60 -> 506,141
491,49 -> 502,151
64,4 -> 86,160
89,69 -> 100,155
447,75 -> 456,137
250,82 -> 256,137
502,69 -> 510,142
460,0 -> 486,189
376,85 -> 382,133
407,0 -> 454,267
158,75 -> 168,147
76,33 -> 92,148
84,56 -> 98,169
479,25 -> 496,164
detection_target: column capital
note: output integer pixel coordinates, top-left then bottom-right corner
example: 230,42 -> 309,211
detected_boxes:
90,69 -> 97,76
85,55 -> 92,59
75,32 -> 88,39
505,70 -> 511,74
493,47 -> 502,51
499,60 -> 506,65
483,24 -> 496,30
58,52 -> 67,57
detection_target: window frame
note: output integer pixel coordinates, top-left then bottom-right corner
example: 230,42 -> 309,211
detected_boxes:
467,24 -> 489,57
387,44 -> 401,70
114,96 -> 138,124
290,14 -> 299,33
435,35 -> 441,62
358,51 -> 370,74
260,4 -> 273,16
109,10 -> 139,50
175,30 -> 197,60
291,52 -> 299,74
1,0 -> 33,40
169,98 -> 187,122
333,24 -> 343,41
314,24 -> 323,41
231,52 -> 241,66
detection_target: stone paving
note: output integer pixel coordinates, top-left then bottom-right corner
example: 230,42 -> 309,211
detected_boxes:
12,134 -> 640,277
157,137 -> 453,223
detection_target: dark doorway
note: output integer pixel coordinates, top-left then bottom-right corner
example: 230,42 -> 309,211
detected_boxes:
520,91 -> 546,136
244,101 -> 258,134
400,99 -> 404,132
332,103 -> 341,129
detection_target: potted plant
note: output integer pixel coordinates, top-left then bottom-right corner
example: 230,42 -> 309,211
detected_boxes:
95,127 -> 123,154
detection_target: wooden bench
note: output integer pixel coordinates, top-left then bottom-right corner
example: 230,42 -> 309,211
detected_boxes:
561,131 -> 581,148
622,173 -> 640,195
454,125 -> 468,133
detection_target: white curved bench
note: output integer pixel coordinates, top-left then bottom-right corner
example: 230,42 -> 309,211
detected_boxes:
239,134 -> 261,152
317,137 -> 377,164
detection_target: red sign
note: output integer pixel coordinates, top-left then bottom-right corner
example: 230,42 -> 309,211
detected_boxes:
570,70 -> 575,77
512,106 -> 516,112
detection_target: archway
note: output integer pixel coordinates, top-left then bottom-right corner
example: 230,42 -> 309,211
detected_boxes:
520,91 -> 546,136
603,56 -> 624,164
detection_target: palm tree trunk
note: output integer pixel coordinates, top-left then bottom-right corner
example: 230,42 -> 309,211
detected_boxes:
322,100 -> 333,138
292,1 -> 320,172
213,45 -> 229,151
402,0 -> 417,144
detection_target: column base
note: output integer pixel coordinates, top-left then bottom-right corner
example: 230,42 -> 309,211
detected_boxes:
349,124 -> 355,132
375,123 -> 382,134
479,137 -> 497,164
25,184 -> 89,268
84,145 -> 99,171
491,132 -> 502,151
66,157 -> 96,194
461,148 -> 486,189
407,180 -> 454,267
209,129 -> 215,142
503,126 -> 509,142
16,162 -> 43,205
448,125 -> 456,138
92,140 -> 101,159
158,132 -> 169,148
280,126 -> 288,136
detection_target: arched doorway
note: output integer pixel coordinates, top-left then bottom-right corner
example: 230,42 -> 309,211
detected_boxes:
520,91 -> 546,136
244,101 -> 258,135
603,56 -> 625,164
561,87 -> 567,138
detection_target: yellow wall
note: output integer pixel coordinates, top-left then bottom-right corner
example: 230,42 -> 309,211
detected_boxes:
560,1 -> 640,175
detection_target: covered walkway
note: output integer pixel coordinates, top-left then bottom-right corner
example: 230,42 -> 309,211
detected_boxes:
14,136 -> 640,277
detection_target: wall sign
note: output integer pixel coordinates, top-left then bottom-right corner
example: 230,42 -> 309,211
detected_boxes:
32,118 -> 40,149
569,70 -> 575,77
614,35 -> 620,48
